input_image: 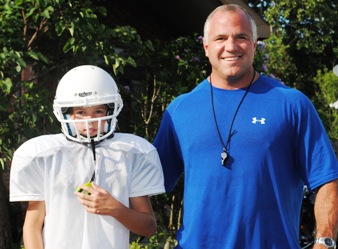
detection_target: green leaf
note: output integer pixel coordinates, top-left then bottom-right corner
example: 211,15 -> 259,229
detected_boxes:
0,78 -> 13,93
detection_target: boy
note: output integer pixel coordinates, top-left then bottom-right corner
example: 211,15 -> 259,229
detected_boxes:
10,65 -> 165,249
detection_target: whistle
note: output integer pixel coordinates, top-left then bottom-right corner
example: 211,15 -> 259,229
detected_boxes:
76,181 -> 92,195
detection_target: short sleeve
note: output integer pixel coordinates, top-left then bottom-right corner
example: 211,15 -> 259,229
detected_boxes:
129,148 -> 165,197
10,150 -> 44,202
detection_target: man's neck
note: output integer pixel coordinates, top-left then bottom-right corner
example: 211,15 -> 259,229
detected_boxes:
209,70 -> 258,90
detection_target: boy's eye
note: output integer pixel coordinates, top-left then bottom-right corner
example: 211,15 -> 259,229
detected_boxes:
95,110 -> 105,114
75,111 -> 85,115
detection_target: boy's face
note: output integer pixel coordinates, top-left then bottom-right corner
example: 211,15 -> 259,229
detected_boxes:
70,105 -> 108,137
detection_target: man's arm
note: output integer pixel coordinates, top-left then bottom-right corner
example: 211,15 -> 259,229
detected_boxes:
313,179 -> 338,248
23,201 -> 45,249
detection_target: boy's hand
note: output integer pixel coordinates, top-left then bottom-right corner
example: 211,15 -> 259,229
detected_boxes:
74,182 -> 125,216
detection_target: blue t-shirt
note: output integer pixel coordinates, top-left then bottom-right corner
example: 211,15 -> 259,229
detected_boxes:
153,75 -> 338,249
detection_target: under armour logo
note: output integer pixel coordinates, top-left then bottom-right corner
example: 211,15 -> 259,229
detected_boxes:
252,117 -> 266,124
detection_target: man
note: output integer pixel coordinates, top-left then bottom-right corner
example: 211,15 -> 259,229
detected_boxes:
154,4 -> 338,249
10,65 -> 165,249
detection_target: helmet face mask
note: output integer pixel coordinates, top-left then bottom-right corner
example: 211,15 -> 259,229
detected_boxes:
53,65 -> 123,143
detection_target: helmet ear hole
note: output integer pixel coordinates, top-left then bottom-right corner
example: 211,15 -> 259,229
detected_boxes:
107,103 -> 114,109
61,107 -> 68,114
63,114 -> 76,136
104,109 -> 114,133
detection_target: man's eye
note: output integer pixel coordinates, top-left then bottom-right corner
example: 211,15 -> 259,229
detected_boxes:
238,35 -> 248,40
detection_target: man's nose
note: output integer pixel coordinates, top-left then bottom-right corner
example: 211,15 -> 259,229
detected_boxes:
225,37 -> 238,51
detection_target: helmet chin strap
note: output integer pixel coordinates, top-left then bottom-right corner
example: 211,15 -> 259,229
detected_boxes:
89,139 -> 96,182
75,139 -> 96,194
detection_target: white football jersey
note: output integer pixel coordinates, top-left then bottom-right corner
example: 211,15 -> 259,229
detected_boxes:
10,133 -> 165,249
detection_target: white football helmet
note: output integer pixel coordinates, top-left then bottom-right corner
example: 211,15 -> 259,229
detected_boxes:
53,65 -> 123,143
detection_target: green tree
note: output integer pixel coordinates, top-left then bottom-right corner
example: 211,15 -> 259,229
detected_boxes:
313,69 -> 338,140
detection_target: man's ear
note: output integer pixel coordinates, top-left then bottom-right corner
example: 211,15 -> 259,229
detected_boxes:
203,40 -> 209,58
253,40 -> 258,55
